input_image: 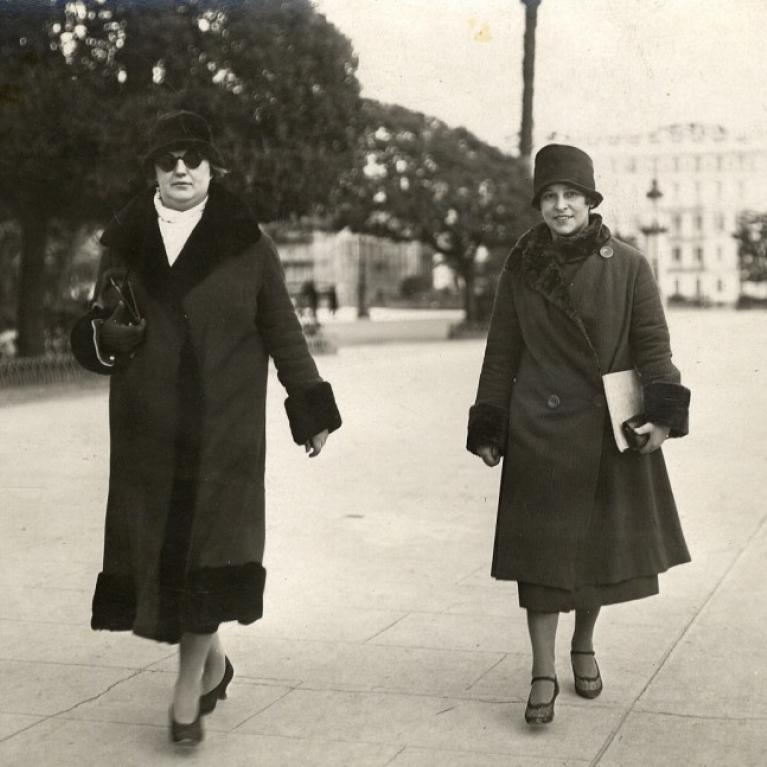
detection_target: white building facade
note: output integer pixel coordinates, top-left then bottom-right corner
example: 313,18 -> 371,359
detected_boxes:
548,124 -> 767,305
277,228 -> 427,307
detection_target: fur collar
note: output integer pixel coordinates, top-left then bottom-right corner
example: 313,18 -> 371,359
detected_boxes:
506,214 -> 611,364
506,214 -> 610,321
548,214 -> 611,263
101,183 -> 262,302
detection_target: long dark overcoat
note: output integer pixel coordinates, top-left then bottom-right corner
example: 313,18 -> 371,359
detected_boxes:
71,183 -> 341,643
467,220 -> 690,590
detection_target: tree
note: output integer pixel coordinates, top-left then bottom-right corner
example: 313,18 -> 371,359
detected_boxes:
0,0 -> 117,355
0,0 -> 360,356
331,99 -> 535,322
734,211 -> 767,288
519,0 -> 541,171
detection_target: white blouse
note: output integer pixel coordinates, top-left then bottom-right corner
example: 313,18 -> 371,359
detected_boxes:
154,191 -> 208,265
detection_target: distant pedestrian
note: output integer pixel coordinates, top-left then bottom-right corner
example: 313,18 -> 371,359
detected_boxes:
328,284 -> 339,316
70,110 -> 341,745
301,279 -> 319,322
467,144 -> 691,725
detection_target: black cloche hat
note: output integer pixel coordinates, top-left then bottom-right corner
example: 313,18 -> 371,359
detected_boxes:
531,144 -> 603,209
142,110 -> 225,168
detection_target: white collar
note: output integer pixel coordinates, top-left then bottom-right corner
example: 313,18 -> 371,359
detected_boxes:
154,190 -> 208,224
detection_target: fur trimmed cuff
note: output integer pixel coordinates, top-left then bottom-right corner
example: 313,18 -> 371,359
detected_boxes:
91,572 -> 136,631
284,380 -> 342,445
643,381 -> 691,438
466,402 -> 509,455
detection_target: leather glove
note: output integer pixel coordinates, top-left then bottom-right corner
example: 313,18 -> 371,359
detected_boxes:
98,301 -> 146,356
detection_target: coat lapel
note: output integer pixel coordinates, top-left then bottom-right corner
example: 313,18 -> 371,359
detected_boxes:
513,219 -> 610,367
100,193 -> 172,306
166,184 -> 262,300
100,182 -> 263,304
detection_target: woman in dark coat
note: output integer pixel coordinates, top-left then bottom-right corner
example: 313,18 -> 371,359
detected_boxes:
71,111 -> 341,744
466,144 -> 690,725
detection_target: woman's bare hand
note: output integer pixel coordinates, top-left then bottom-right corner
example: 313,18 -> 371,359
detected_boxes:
305,429 -> 329,457
477,445 -> 502,467
635,422 -> 671,454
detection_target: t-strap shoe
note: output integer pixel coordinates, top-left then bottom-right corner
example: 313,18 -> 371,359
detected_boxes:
169,706 -> 203,745
524,676 -> 559,724
570,650 -> 603,698
199,656 -> 234,715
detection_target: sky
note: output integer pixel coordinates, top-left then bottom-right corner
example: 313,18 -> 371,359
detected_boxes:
313,0 -> 767,153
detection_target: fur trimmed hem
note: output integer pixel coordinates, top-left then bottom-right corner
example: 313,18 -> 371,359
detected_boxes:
91,562 -> 267,644
91,572 -> 136,631
466,402 -> 508,455
284,380 -> 342,445
643,381 -> 691,437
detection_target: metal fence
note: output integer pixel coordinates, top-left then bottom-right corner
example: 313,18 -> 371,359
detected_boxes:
0,333 -> 335,390
0,354 -> 90,388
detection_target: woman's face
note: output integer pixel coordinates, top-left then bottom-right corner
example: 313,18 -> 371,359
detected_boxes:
154,148 -> 211,211
539,183 -> 592,238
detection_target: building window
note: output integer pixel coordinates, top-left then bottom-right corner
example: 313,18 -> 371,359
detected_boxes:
672,214 -> 682,234
672,246 -> 681,262
695,278 -> 701,296
674,279 -> 680,295
694,214 -> 703,231
695,247 -> 704,263
717,279 -> 724,292
672,182 -> 680,199
717,246 -> 723,260
694,156 -> 701,172
715,213 -> 725,231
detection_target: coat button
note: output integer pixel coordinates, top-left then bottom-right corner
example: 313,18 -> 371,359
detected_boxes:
599,246 -> 614,259
547,394 -> 561,409
592,393 -> 605,407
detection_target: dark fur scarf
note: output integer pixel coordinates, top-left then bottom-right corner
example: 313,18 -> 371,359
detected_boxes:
506,215 -> 611,307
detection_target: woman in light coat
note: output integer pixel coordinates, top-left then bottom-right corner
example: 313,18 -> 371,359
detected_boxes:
71,111 -> 341,744
467,144 -> 690,725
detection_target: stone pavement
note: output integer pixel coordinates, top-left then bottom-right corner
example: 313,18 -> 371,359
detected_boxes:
0,309 -> 765,766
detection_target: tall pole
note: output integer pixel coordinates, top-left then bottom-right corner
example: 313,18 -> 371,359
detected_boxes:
519,0 -> 541,172
640,178 -> 667,304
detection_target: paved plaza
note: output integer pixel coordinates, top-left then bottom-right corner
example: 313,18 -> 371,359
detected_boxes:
1,309 -> 766,766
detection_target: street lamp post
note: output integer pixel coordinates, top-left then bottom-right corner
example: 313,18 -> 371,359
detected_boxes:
356,237 -> 369,319
640,178 -> 668,304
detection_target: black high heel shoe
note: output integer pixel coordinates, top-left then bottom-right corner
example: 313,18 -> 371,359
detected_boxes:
169,706 -> 203,745
524,676 -> 559,725
199,656 -> 234,715
570,650 -> 603,699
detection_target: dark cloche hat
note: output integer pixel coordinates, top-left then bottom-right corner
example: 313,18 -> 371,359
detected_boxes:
142,110 -> 225,167
531,143 -> 603,209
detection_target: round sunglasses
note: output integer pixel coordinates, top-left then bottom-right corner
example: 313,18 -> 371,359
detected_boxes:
154,148 -> 206,172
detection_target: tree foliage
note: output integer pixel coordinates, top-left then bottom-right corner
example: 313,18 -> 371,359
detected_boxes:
0,0 -> 361,354
734,211 -> 767,284
331,98 -> 535,320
